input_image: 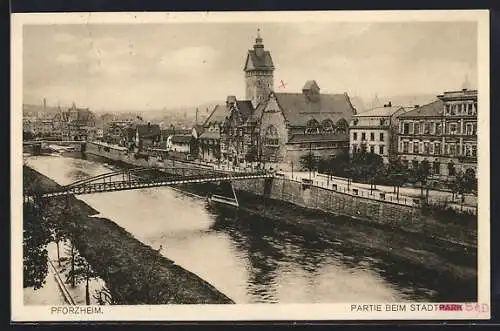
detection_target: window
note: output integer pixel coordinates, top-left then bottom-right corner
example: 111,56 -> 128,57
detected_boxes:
352,144 -> 358,152
409,122 -> 414,134
412,160 -> 419,169
433,162 -> 440,175
379,132 -> 384,141
436,123 -> 442,135
379,145 -> 385,155
430,143 -> 434,155
370,145 -> 375,153
449,144 -> 457,156
448,162 -> 456,176
467,103 -> 473,115
361,132 -> 366,141
336,119 -> 349,134
465,144 -> 471,157
424,123 -> 431,134
414,123 -> 420,135
306,119 -> 320,134
413,142 -> 419,154
449,123 -> 458,135
445,104 -> 451,115
380,119 -> 386,126
264,125 -> 279,146
403,141 -> 409,153
370,132 -> 375,141
424,142 -> 429,154
403,123 -> 410,134
472,145 -> 477,157
321,119 -> 334,133
353,132 -> 358,141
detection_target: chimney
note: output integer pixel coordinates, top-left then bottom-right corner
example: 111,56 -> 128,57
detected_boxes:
388,101 -> 392,107
414,104 -> 420,108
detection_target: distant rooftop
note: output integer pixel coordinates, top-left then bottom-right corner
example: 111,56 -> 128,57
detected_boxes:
354,105 -> 404,118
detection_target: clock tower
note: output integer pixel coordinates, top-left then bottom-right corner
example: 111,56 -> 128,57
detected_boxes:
243,29 -> 275,108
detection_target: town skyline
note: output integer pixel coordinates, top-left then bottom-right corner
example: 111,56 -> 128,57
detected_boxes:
24,21 -> 477,112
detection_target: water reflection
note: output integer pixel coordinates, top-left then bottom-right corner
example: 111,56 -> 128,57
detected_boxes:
24,155 -> 475,303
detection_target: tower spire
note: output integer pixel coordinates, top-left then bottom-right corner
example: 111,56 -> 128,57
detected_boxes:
254,28 -> 263,48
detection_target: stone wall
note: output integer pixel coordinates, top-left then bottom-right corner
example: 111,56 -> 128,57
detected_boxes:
233,177 -> 423,230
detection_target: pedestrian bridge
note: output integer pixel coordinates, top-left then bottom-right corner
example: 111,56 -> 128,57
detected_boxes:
23,140 -> 87,146
24,166 -> 273,200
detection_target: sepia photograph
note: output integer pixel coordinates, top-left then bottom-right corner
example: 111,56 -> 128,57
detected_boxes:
11,10 -> 490,321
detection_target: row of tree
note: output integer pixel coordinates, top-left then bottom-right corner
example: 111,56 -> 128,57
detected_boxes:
23,170 -> 100,305
298,147 -> 477,202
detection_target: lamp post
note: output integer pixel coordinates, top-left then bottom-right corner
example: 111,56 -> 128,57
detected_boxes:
291,161 -> 294,179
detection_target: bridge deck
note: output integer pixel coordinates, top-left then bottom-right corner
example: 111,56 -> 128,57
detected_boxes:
26,173 -> 273,199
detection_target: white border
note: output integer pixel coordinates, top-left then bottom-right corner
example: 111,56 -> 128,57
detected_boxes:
11,10 -> 490,321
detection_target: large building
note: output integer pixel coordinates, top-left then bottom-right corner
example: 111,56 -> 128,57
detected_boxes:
200,30 -> 357,170
349,103 -> 407,162
53,102 -> 96,141
396,88 -> 477,180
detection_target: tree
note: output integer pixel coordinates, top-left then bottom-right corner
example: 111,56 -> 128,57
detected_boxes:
23,201 -> 51,289
414,160 -> 431,201
299,152 -> 318,173
23,166 -> 52,289
386,156 -> 409,199
245,145 -> 259,164
65,249 -> 98,305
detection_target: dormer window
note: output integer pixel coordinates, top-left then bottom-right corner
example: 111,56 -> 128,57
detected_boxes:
321,119 -> 334,133
305,119 -> 320,134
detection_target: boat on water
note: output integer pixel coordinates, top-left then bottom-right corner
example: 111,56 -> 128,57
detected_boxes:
207,194 -> 239,208
207,182 -> 240,208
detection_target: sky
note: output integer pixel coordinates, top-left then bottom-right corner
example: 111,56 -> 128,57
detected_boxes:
23,21 -> 478,111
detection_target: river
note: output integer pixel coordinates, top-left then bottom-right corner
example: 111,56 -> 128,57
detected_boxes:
25,154 -> 471,303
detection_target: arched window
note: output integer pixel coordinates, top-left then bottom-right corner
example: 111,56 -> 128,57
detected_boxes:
305,119 -> 320,134
335,119 -> 348,134
264,125 -> 279,146
321,119 -> 335,133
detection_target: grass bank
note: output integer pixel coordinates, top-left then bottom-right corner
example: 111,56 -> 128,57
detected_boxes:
24,166 -> 234,304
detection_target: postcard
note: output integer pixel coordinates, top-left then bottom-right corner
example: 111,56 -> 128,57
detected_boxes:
11,10 -> 490,321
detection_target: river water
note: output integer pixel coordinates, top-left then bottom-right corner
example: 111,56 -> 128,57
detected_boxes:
25,154 -> 469,303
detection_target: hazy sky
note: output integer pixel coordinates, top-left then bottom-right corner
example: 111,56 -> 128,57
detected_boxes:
23,21 -> 477,111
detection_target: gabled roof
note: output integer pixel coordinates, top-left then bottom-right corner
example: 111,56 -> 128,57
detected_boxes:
398,100 -> 444,118
136,124 -> 161,138
243,50 -> 274,71
203,100 -> 255,127
192,124 -> 205,134
171,135 -> 193,144
202,104 -> 227,127
302,80 -> 320,91
354,106 -> 404,118
273,92 -> 356,127
235,100 -> 254,121
199,131 -> 221,140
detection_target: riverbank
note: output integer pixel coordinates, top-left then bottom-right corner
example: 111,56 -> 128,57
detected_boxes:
78,152 -> 477,275
23,166 -> 234,304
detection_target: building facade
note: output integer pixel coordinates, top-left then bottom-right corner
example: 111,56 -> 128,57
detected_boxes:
396,88 -> 478,180
200,31 -> 356,170
53,103 -> 96,141
349,104 -> 407,163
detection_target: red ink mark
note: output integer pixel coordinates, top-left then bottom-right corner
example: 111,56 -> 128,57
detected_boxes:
278,80 -> 287,89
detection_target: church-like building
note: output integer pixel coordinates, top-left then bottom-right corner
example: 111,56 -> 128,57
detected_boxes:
199,30 -> 357,171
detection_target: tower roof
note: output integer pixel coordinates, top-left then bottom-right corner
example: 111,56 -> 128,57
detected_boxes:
243,29 -> 274,72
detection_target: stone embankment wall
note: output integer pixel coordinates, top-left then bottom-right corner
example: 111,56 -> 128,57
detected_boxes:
86,142 -> 210,170
232,178 -> 422,230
